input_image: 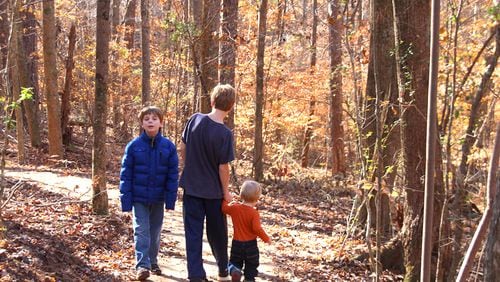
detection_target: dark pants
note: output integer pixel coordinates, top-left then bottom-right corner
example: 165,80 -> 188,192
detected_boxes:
183,194 -> 228,280
230,239 -> 259,281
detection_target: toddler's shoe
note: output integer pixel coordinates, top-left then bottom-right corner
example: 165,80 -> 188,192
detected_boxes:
228,264 -> 242,282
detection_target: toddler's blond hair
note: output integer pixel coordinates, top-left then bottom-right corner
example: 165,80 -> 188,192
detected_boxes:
240,180 -> 262,203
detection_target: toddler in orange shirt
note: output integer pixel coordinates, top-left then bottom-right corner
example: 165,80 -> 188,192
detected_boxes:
222,180 -> 271,282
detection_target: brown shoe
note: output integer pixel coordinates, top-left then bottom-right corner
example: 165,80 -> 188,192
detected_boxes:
136,267 -> 150,281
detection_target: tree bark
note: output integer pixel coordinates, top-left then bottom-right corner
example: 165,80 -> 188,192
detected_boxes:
141,0 -> 150,105
20,5 -> 41,148
451,24 -> 499,278
219,0 -> 238,130
457,124 -> 499,281
61,23 -> 76,146
300,0 -> 317,168
199,0 -> 221,113
190,0 -> 202,113
92,0 -> 111,215
276,0 -> 286,44
328,0 -> 345,175
253,0 -> 268,181
42,0 -> 64,157
392,0 -> 431,279
484,170 -> 500,281
8,1 -> 25,163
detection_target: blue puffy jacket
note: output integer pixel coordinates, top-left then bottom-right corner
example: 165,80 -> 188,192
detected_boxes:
119,131 -> 179,211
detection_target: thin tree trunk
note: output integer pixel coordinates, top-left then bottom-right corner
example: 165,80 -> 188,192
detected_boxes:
219,0 -> 238,129
253,0 -> 268,181
484,164 -> 500,281
451,24 -> 499,278
8,1 -> 25,163
457,124 -> 499,281
190,0 -> 202,113
328,0 -> 345,175
141,0 -> 150,105
92,0 -> 111,215
61,23 -> 76,146
111,0 -> 121,137
420,0 -> 440,277
276,0 -> 286,44
20,5 -> 41,148
200,0 -> 221,113
42,0 -> 64,157
300,0 -> 317,168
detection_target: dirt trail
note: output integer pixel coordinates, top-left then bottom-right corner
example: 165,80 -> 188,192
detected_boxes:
4,167 -> 278,282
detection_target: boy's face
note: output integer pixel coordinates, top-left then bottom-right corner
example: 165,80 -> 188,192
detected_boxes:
142,113 -> 161,137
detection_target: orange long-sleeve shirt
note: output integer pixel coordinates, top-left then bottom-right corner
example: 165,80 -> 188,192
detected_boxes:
222,200 -> 270,243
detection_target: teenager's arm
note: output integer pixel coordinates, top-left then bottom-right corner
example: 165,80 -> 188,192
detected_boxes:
219,163 -> 233,202
179,142 -> 186,167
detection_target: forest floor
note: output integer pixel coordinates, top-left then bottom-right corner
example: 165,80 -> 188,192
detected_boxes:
0,141 -> 404,281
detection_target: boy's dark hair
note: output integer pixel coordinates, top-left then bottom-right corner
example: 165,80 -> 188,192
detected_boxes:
210,84 -> 235,112
138,106 -> 164,123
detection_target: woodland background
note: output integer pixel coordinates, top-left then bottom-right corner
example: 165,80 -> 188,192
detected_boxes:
0,0 -> 499,281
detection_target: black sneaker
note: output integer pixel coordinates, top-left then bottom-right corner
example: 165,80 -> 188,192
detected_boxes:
151,263 -> 162,275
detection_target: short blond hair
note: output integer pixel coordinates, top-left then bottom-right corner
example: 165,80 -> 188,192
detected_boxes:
211,84 -> 235,111
138,106 -> 163,123
240,180 -> 262,203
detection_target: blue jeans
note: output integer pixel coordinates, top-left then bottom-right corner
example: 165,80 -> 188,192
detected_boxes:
183,194 -> 228,280
132,202 -> 164,269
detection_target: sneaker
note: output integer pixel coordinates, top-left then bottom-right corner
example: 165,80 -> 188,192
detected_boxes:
151,264 -> 162,275
136,267 -> 150,281
218,272 -> 231,281
228,265 -> 242,282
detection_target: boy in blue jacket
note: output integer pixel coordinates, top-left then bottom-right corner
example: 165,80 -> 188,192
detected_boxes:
119,106 -> 179,281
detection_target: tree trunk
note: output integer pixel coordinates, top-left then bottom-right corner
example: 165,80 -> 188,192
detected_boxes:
328,0 -> 345,175
301,97 -> 316,167
451,24 -> 499,278
20,5 -> 41,148
92,0 -> 111,215
61,23 -> 76,146
8,2 -> 25,163
300,0 -> 317,168
457,124 -> 499,281
219,0 -> 238,130
276,0 -> 286,44
111,0 -> 121,138
42,0 -> 64,157
199,0 -> 221,113
484,173 -> 500,281
393,0 -> 430,279
119,0 -> 138,141
123,0 -> 137,49
190,0 -> 202,113
0,0 -> 8,105
0,0 -> 7,69
141,0 -> 150,105
253,0 -> 268,181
